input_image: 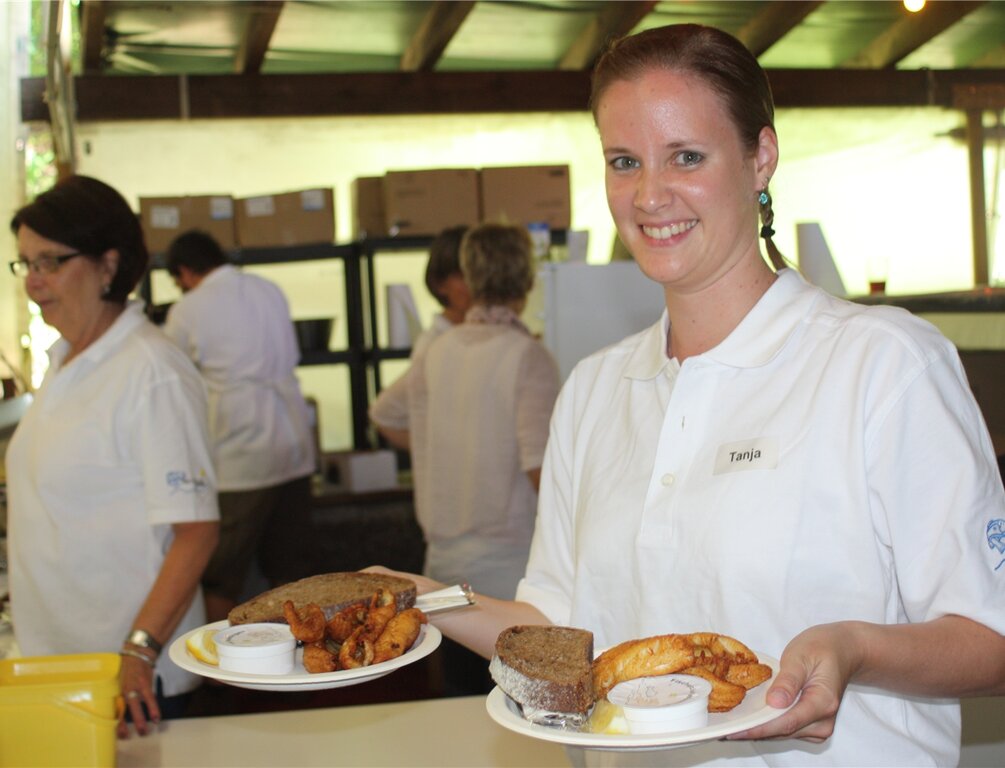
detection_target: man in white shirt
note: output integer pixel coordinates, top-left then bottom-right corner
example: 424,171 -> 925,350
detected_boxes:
163,230 -> 316,621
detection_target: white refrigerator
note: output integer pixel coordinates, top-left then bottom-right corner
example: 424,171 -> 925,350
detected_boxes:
526,261 -> 666,381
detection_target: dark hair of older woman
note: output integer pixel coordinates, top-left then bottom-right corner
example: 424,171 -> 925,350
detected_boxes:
11,174 -> 149,304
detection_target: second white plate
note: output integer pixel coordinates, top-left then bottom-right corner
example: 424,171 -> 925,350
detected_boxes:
486,652 -> 788,751
169,620 -> 441,692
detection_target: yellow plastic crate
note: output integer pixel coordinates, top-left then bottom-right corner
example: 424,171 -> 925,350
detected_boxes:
0,653 -> 120,767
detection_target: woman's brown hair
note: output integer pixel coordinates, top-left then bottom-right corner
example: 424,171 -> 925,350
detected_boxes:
590,24 -> 786,270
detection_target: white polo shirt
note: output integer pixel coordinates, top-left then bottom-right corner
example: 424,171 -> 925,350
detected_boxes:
8,302 -> 218,696
518,269 -> 1005,766
164,265 -> 315,491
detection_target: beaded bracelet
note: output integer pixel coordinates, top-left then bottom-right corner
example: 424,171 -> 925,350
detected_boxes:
120,648 -> 157,667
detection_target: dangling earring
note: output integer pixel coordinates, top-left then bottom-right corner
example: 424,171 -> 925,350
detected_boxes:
758,189 -> 775,238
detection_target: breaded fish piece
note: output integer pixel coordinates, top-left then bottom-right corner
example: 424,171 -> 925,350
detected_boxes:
592,633 -> 696,700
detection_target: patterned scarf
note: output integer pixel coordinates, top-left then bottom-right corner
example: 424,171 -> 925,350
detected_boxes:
465,304 -> 531,335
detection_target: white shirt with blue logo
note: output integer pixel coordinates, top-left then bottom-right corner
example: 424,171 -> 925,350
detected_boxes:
8,302 -> 218,696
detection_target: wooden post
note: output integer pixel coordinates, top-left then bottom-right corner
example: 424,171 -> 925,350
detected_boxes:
965,109 -> 989,287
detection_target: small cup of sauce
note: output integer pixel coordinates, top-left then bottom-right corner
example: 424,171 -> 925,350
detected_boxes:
606,674 -> 713,734
214,623 -> 297,675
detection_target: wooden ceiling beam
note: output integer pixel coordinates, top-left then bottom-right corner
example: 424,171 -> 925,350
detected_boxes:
400,1 -> 475,72
79,0 -> 108,74
735,1 -> 825,57
19,68 -> 1005,122
559,1 -> 658,71
842,0 -> 986,68
234,0 -> 284,75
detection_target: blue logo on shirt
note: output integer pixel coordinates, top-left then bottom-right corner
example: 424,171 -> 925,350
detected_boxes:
166,470 -> 209,494
988,519 -> 1005,571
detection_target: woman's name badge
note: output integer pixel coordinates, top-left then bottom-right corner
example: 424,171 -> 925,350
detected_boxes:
713,438 -> 778,474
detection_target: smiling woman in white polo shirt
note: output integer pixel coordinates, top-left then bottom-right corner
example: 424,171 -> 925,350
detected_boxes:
372,24 -> 1005,767
6,175 -> 220,738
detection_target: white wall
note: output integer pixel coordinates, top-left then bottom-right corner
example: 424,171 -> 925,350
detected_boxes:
774,107 -> 980,294
73,113 -> 612,259
71,105 -> 992,299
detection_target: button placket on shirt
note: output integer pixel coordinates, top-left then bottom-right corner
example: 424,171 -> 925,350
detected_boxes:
638,361 -> 695,544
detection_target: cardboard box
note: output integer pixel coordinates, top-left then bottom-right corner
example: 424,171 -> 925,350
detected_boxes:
479,165 -> 571,230
139,195 -> 236,255
325,450 -> 398,493
351,176 -> 387,239
383,169 -> 480,237
235,188 -> 335,248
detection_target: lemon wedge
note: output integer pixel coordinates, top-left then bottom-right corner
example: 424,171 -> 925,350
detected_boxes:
587,699 -> 629,734
186,628 -> 219,666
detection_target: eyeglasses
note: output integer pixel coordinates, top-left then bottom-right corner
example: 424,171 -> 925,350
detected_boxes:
8,251 -> 87,277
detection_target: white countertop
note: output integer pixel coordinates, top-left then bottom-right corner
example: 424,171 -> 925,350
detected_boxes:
114,692 -> 1005,767
117,695 -> 571,767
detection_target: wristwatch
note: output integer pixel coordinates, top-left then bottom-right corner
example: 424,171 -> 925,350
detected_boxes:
125,629 -> 163,654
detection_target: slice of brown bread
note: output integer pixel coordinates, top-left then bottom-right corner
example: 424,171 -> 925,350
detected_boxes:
489,625 -> 595,718
227,572 -> 417,625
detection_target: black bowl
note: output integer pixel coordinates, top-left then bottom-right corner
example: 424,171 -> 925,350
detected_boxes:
294,318 -> 334,353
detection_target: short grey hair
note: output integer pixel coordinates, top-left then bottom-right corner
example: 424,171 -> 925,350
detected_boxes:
461,223 -> 534,305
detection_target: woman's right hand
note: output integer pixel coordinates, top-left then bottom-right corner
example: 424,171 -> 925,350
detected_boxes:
117,650 -> 161,738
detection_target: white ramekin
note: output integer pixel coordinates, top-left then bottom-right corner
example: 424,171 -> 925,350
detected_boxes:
214,623 -> 297,675
606,674 -> 713,734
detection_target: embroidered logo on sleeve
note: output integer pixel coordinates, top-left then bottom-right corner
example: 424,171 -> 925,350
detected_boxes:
987,519 -> 1005,571
166,470 -> 210,494
713,438 -> 779,475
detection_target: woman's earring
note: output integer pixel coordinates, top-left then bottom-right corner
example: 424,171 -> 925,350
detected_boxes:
101,283 -> 111,297
758,190 -> 770,206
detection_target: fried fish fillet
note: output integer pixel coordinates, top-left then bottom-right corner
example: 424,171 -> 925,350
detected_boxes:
592,634 -> 697,700
592,632 -> 764,706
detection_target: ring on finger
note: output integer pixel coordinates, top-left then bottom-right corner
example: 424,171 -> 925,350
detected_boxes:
126,691 -> 141,700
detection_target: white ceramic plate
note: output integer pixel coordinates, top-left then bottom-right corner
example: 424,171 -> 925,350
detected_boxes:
169,620 -> 441,692
486,652 -> 789,751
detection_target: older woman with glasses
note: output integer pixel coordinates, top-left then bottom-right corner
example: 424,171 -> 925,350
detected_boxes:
6,175 -> 219,737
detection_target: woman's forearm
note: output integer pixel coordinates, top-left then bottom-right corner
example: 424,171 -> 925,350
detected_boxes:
850,614 -> 1005,697
130,521 -> 220,644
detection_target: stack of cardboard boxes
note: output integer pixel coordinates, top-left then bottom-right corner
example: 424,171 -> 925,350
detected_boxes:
139,187 -> 336,255
351,164 -> 571,239
138,164 -> 571,253
139,195 -> 238,255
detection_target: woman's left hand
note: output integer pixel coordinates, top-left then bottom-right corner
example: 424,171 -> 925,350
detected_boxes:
727,622 -> 863,743
117,651 -> 161,738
